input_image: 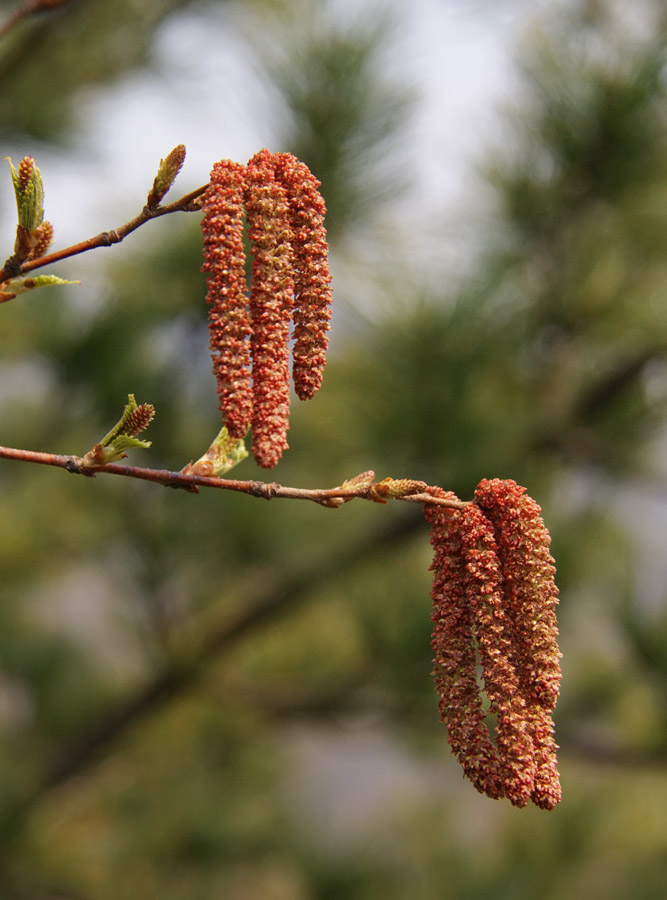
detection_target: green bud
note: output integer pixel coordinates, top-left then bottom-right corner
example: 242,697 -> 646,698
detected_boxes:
7,156 -> 45,231
146,144 -> 186,208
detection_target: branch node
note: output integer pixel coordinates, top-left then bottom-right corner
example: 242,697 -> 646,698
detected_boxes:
168,479 -> 199,493
1,255 -> 22,279
255,481 -> 278,500
101,229 -> 121,247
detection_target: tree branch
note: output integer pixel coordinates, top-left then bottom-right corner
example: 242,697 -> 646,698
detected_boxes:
0,183 -> 208,291
0,443 -> 466,508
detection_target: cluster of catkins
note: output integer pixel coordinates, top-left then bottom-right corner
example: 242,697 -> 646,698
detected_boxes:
201,151 -> 562,807
424,478 -> 562,809
201,149 -> 332,468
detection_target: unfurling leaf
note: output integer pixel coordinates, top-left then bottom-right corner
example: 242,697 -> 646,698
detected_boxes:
81,394 -> 155,468
320,470 -> 376,507
3,274 -> 80,294
181,425 -> 248,477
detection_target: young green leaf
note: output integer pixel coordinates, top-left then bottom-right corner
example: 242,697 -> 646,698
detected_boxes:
181,425 -> 248,477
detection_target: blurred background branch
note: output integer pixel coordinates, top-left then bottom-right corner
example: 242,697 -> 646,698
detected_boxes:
0,0 -> 69,42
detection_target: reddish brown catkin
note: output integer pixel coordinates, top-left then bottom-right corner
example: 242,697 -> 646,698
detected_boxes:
458,502 -> 537,807
201,160 -> 253,439
273,152 -> 332,400
425,491 -> 504,801
123,403 -> 155,438
474,479 -> 561,710
201,150 -> 333,467
29,221 -> 53,260
17,156 -> 34,191
244,150 -> 295,468
425,482 -> 562,809
474,478 -> 562,809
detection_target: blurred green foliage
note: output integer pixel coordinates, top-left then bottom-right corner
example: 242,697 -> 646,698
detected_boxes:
1,0 -> 667,898
0,0 -> 195,141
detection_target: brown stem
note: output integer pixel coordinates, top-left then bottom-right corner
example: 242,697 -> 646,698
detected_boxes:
0,444 -> 466,509
0,184 -> 209,290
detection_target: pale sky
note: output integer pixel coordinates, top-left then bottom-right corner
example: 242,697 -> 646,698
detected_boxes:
2,0 -> 543,259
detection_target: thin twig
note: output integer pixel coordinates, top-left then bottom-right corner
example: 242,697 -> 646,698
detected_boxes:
0,444 -> 467,508
0,183 -> 208,290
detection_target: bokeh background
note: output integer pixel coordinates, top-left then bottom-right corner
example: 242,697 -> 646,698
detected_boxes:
1,0 -> 667,897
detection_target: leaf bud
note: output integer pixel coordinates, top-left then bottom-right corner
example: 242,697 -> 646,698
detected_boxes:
146,144 -> 186,208
7,156 -> 45,232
